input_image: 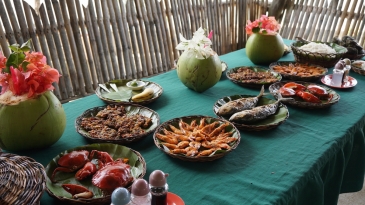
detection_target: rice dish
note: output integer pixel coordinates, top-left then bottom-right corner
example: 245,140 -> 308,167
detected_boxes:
299,42 -> 336,54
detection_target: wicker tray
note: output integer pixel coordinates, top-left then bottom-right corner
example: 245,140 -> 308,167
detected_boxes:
75,103 -> 160,145
351,60 -> 365,75
269,61 -> 328,82
213,95 -> 289,131
46,143 -> 146,205
226,66 -> 282,88
291,39 -> 347,68
153,115 -> 240,162
0,152 -> 46,205
95,79 -> 163,105
269,81 -> 340,109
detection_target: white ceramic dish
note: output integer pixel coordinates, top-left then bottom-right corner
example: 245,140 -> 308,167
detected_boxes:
126,80 -> 146,90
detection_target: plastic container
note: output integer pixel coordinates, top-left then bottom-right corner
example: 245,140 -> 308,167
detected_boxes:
332,61 -> 345,86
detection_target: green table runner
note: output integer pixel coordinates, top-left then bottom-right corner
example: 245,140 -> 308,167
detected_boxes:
10,40 -> 365,205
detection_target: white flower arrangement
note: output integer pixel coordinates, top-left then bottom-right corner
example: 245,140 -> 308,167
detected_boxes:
175,27 -> 215,59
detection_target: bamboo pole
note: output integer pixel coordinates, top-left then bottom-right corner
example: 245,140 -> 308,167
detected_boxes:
106,0 -> 123,79
138,0 -> 156,75
45,0 -> 74,98
117,0 -> 135,79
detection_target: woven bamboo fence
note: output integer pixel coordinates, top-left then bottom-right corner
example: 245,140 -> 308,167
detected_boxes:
0,0 -> 363,102
270,0 -> 365,46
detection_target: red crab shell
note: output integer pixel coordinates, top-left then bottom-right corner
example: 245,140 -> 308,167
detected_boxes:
282,82 -> 306,91
296,90 -> 322,103
92,159 -> 134,193
307,84 -> 329,99
51,150 -> 90,182
279,87 -> 296,97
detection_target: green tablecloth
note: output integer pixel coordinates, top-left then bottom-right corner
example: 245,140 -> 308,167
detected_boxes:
10,40 -> 365,205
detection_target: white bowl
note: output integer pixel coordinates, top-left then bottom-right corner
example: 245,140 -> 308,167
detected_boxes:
126,80 -> 146,90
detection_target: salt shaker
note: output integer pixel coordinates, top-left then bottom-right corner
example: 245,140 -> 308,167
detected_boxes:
149,170 -> 169,205
111,187 -> 131,205
129,179 -> 151,205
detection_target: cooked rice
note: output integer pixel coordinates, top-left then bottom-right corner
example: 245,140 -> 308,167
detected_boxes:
299,42 -> 336,54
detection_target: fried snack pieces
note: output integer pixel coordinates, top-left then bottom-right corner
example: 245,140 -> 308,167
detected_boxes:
271,63 -> 326,77
156,118 -> 238,157
80,105 -> 152,139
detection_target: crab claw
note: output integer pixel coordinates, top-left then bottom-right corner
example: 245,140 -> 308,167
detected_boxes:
89,150 -> 114,169
62,184 -> 94,199
75,162 -> 97,181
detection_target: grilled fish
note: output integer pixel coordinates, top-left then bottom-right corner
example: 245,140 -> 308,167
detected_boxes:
229,93 -> 290,122
217,85 -> 265,116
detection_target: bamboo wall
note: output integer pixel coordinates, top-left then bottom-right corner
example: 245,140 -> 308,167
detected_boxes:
0,0 -> 363,102
273,0 -> 365,46
0,0 -> 265,102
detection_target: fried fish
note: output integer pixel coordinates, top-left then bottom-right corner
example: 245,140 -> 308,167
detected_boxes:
217,85 -> 265,116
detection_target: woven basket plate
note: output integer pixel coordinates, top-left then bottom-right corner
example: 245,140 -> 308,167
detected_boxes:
45,143 -> 146,205
0,152 -> 46,205
75,104 -> 160,144
226,66 -> 282,88
351,60 -> 365,76
153,115 -> 240,162
269,61 -> 328,82
213,95 -> 289,131
291,40 -> 347,68
269,81 -> 340,109
95,79 -> 163,105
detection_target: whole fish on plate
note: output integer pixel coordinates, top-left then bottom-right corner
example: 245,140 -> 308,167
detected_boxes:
217,85 -> 265,116
229,93 -> 291,122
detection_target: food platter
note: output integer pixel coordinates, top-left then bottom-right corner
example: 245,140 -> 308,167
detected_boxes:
95,79 -> 163,105
226,66 -> 282,88
213,95 -> 289,131
75,104 -> 160,144
291,38 -> 347,68
351,60 -> 365,75
321,74 -> 357,89
269,61 -> 328,81
269,81 -> 340,109
45,143 -> 146,205
153,115 -> 240,162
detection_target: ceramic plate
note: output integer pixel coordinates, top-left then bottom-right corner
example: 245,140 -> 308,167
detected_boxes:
75,104 -> 160,144
167,192 -> 185,205
269,61 -> 328,81
153,115 -> 240,162
95,79 -> 163,105
226,66 -> 282,88
213,95 -> 289,131
45,143 -> 146,204
321,74 -> 357,88
269,81 -> 340,109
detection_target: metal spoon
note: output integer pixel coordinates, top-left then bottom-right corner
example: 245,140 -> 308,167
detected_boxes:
99,84 -> 111,93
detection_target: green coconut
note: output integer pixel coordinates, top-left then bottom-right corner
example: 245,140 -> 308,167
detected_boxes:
245,33 -> 284,65
176,51 -> 222,92
0,91 -> 66,151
